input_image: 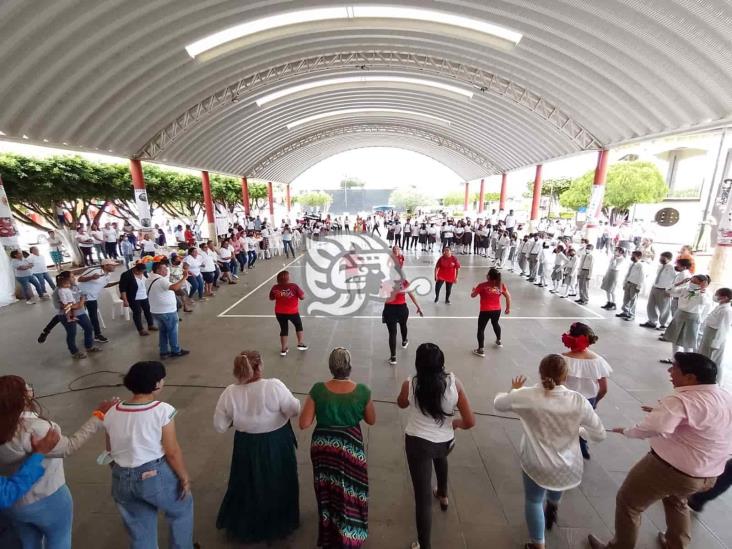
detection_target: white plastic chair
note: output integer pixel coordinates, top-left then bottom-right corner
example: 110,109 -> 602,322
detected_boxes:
109,290 -> 130,321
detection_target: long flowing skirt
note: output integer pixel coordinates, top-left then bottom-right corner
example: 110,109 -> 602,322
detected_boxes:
216,422 -> 299,543
311,425 -> 368,548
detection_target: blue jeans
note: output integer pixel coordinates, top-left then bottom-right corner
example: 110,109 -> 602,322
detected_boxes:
154,312 -> 180,355
1,484 -> 73,549
187,274 -> 203,299
579,397 -> 597,456
247,250 -> 257,268
229,258 -> 238,275
15,275 -> 43,300
522,471 -> 562,544
111,458 -> 194,549
283,240 -> 295,258
34,272 -> 56,294
59,313 -> 93,354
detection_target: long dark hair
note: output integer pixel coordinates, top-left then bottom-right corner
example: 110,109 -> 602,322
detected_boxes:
0,375 -> 44,444
413,343 -> 452,425
487,267 -> 501,286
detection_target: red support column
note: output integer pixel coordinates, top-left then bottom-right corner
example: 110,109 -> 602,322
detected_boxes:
499,172 -> 508,211
241,176 -> 250,217
286,184 -> 291,212
530,164 -> 543,228
129,159 -> 152,231
478,178 -> 485,214
201,170 -> 217,243
463,181 -> 469,211
267,181 -> 274,223
585,149 -> 609,228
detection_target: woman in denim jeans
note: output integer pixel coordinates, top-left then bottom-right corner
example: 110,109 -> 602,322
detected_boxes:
103,361 -> 194,549
10,250 -> 43,304
0,375 -> 118,549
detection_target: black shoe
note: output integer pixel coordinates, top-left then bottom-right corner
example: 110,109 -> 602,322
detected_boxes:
544,501 -> 559,530
95,335 -> 109,343
160,353 -> 171,359
170,349 -> 190,358
616,313 -> 628,318
687,496 -> 704,513
581,444 -> 591,460
606,303 -> 617,310
639,322 -> 657,328
434,296 -> 439,303
445,300 -> 450,305
600,302 -> 611,309
37,331 -> 49,344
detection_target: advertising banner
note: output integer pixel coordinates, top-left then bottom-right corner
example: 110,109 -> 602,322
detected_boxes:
0,176 -> 20,251
134,188 -> 152,230
585,184 -> 606,227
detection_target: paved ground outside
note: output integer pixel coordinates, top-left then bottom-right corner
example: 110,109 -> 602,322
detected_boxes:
1,247 -> 730,549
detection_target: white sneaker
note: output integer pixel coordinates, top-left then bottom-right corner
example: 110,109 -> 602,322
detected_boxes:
280,348 -> 288,356
388,356 -> 397,366
411,543 -> 420,549
401,340 -> 409,349
26,300 -> 36,305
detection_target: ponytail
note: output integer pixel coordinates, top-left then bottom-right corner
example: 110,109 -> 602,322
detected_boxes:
539,354 -> 567,391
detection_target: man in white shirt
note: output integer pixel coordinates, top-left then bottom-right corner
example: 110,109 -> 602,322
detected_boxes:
102,223 -> 119,260
504,209 -> 516,236
617,251 -> 644,320
91,225 -> 106,262
28,246 -> 54,298
146,261 -> 190,358
527,235 -> 543,281
76,259 -> 119,342
518,236 -> 532,276
641,251 -> 676,330
576,244 -> 595,304
75,227 -> 95,266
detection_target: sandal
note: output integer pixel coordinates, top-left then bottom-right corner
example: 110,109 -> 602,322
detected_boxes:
433,489 -> 448,511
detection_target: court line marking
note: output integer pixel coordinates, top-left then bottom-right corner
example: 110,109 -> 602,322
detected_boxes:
217,256 -> 302,318
219,314 -> 605,320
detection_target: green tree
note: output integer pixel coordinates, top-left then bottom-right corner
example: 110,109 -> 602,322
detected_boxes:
523,177 -> 572,198
389,188 -> 436,212
340,176 -> 366,189
298,191 -> 332,210
560,161 -> 667,222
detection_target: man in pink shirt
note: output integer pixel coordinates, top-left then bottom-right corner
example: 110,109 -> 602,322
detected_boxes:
589,352 -> 732,549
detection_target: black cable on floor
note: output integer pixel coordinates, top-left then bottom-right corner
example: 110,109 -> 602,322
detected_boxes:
36,370 -> 522,421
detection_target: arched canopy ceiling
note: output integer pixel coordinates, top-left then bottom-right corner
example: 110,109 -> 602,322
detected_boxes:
0,0 -> 730,183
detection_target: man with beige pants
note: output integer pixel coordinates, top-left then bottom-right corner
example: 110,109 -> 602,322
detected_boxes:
588,352 -> 732,549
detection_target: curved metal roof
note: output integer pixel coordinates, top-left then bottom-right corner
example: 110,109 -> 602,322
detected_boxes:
0,0 -> 729,182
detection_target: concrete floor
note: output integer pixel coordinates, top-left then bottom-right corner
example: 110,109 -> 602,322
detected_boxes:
1,247 -> 731,549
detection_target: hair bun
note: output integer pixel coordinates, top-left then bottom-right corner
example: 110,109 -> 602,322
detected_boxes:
541,377 -> 556,390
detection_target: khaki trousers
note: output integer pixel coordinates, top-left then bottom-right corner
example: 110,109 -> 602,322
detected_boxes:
608,452 -> 715,549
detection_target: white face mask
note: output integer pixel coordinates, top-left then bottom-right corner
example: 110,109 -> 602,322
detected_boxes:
688,283 -> 700,291
713,295 -> 721,303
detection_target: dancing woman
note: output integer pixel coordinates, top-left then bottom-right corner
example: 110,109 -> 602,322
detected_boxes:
471,268 -> 511,357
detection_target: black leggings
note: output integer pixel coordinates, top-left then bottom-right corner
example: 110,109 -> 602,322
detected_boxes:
386,319 -> 408,357
80,247 -> 94,266
434,280 -> 453,302
276,313 -> 303,336
405,434 -> 453,549
477,310 -> 501,348
129,298 -> 154,332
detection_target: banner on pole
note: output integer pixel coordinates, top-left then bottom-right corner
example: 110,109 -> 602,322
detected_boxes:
585,184 -> 606,227
0,176 -> 20,251
134,188 -> 152,229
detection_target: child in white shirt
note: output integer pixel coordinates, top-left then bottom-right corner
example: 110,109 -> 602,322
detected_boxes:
698,287 -> 732,372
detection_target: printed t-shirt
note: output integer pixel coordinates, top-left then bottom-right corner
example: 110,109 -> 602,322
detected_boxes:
475,281 -> 506,311
269,283 -> 304,314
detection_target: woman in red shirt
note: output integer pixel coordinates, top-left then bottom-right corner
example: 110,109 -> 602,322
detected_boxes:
382,279 -> 423,365
269,270 -> 308,356
434,247 -> 461,304
471,268 -> 511,357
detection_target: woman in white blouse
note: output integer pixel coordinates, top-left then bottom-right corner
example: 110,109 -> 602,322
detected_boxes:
494,354 -> 606,549
560,322 -> 612,460
0,375 -> 117,549
213,351 -> 301,543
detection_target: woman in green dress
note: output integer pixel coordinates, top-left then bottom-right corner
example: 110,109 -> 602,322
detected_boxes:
299,347 -> 376,548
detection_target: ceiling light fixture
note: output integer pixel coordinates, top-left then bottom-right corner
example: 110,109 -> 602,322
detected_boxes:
256,76 -> 473,107
286,108 -> 450,130
186,6 -> 521,59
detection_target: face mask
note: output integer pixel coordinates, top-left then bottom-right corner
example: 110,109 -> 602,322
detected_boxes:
688,283 -> 700,291
713,295 -> 721,303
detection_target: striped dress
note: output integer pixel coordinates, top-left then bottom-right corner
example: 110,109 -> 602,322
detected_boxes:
309,382 -> 371,548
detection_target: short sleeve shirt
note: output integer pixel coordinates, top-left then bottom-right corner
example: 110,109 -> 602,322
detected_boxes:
310,383 -> 371,427
104,401 -> 177,468
270,283 -> 304,314
475,282 -> 506,311
436,256 -> 461,283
